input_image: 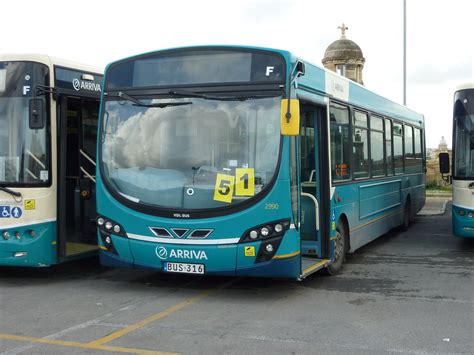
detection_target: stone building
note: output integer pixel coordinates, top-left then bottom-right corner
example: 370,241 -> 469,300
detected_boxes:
322,24 -> 365,85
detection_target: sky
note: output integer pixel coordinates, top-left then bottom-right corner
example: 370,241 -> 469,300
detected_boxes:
2,0 -> 473,148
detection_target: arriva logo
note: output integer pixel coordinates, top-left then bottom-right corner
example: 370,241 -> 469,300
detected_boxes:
72,78 -> 101,92
156,246 -> 168,259
155,246 -> 208,260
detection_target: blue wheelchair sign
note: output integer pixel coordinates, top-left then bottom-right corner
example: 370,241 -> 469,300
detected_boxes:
0,206 -> 11,218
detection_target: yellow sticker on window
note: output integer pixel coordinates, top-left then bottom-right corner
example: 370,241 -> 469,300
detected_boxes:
235,168 -> 255,196
214,174 -> 235,203
244,246 -> 256,257
24,199 -> 36,210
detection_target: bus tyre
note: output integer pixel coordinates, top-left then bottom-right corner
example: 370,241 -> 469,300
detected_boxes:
326,222 -> 347,275
400,200 -> 411,231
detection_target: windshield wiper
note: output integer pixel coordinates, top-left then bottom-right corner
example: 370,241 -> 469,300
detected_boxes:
168,89 -> 280,101
117,91 -> 192,108
0,186 -> 22,199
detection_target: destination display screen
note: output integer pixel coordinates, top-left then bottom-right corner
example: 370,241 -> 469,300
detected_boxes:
106,49 -> 285,89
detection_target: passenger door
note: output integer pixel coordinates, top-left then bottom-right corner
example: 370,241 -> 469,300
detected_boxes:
57,96 -> 99,258
300,109 -> 322,256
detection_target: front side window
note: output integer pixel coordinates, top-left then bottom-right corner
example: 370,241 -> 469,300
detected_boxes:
454,90 -> 474,178
330,103 -> 351,181
0,61 -> 50,186
101,96 -> 281,210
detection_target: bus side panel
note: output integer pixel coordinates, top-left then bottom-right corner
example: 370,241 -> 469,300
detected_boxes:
359,180 -> 401,220
332,180 -> 401,253
0,221 -> 57,267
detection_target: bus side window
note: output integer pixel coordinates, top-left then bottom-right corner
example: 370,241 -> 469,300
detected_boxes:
353,110 -> 369,179
393,122 -> 404,174
329,103 -> 351,181
414,127 -> 423,172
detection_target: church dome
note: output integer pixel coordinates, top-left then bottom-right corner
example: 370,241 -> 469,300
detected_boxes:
323,38 -> 365,63
321,24 -> 365,85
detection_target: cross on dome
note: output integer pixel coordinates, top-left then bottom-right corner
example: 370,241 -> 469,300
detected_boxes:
338,23 -> 348,39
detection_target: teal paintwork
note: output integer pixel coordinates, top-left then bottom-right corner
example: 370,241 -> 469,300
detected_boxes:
97,45 -> 425,278
0,221 -> 57,267
452,205 -> 474,238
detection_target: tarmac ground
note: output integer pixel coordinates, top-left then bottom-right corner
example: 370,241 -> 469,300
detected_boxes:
0,197 -> 472,354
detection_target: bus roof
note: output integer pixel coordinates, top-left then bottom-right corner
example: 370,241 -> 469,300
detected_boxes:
0,53 -> 102,74
294,55 -> 424,126
102,45 -> 424,126
455,83 -> 474,91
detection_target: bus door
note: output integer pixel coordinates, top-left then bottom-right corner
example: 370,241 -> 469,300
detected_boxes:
299,106 -> 331,276
57,95 -> 100,259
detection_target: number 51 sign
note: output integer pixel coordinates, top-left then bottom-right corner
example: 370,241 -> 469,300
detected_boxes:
214,168 -> 255,203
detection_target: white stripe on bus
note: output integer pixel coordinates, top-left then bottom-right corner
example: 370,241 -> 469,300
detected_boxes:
127,233 -> 240,245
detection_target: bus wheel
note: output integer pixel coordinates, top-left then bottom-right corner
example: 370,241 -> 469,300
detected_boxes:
326,222 -> 347,275
400,200 -> 411,231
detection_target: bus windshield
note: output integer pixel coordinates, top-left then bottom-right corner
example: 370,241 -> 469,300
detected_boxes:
454,90 -> 474,179
0,61 -> 49,185
101,95 -> 281,210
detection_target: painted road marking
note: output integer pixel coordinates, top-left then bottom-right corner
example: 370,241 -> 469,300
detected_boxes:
88,279 -> 236,346
0,333 -> 176,354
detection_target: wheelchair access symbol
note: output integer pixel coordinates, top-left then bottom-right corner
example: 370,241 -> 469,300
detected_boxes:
0,206 -> 11,218
0,206 -> 22,218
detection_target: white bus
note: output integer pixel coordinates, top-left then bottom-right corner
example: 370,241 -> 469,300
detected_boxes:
0,54 -> 103,266
440,83 -> 474,237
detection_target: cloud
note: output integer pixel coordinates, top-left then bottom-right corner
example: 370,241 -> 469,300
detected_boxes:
409,58 -> 473,85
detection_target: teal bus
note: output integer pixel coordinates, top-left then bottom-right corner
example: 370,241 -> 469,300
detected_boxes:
440,83 -> 474,237
0,54 -> 102,266
96,46 -> 425,279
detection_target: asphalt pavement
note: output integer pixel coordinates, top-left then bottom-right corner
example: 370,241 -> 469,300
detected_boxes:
0,200 -> 472,354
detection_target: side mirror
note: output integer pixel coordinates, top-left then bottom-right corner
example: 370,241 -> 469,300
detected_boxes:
280,99 -> 300,136
439,152 -> 450,174
29,99 -> 45,129
296,61 -> 305,77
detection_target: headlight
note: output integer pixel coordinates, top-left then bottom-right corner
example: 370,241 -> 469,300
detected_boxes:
249,230 -> 258,240
240,219 -> 290,242
96,215 -> 127,237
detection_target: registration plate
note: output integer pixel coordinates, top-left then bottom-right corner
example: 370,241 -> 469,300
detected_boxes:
163,262 -> 205,274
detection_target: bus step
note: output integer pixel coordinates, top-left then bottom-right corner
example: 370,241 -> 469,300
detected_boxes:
299,257 -> 330,280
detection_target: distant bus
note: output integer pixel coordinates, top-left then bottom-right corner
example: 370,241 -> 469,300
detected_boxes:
96,46 -> 425,279
0,54 -> 103,266
448,83 -> 474,237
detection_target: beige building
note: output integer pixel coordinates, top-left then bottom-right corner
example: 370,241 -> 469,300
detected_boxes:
322,23 -> 365,85
426,136 -> 452,186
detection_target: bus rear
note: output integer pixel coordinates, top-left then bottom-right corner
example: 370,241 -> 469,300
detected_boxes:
97,47 -> 304,278
452,84 -> 474,237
